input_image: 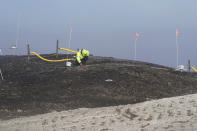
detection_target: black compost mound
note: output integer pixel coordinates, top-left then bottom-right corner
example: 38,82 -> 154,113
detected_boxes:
0,54 -> 197,119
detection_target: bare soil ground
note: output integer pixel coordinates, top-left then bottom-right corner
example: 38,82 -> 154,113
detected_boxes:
1,93 -> 197,131
0,54 -> 197,119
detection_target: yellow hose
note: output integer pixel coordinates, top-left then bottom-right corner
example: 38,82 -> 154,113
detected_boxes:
191,66 -> 197,72
59,48 -> 78,54
31,52 -> 74,62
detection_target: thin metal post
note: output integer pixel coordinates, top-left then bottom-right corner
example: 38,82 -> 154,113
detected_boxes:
67,23 -> 73,60
68,23 -> 73,49
56,40 -> 59,58
27,43 -> 30,61
188,59 -> 191,72
134,37 -> 138,60
16,13 -> 21,49
176,34 -> 178,67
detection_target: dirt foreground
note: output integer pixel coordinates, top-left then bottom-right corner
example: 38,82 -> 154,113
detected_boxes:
1,93 -> 197,131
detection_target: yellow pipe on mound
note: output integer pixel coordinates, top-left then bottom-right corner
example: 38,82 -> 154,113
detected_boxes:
31,52 -> 74,62
59,48 -> 78,54
191,66 -> 197,72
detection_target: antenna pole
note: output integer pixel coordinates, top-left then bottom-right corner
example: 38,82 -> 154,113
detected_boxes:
56,40 -> 59,58
176,34 -> 178,67
188,59 -> 191,72
16,13 -> 21,48
68,23 -> 73,49
67,22 -> 73,60
27,42 -> 30,61
134,37 -> 138,60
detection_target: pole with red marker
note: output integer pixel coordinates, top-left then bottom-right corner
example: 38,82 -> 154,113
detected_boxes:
134,32 -> 140,60
176,29 -> 179,67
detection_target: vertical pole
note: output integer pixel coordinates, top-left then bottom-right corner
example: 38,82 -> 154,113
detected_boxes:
176,33 -> 178,68
67,23 -> 73,59
16,13 -> 21,48
188,59 -> 191,72
68,23 -> 73,49
56,40 -> 59,58
134,37 -> 138,60
176,35 -> 178,67
27,42 -> 30,61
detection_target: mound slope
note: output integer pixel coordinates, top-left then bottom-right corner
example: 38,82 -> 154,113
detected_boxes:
0,54 -> 197,119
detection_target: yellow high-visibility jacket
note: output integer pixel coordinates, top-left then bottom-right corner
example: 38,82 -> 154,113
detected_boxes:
76,49 -> 89,63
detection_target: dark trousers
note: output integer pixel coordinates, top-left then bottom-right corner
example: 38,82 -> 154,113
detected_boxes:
74,56 -> 88,66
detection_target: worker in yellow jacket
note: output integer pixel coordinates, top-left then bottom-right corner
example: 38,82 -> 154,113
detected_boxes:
75,49 -> 90,66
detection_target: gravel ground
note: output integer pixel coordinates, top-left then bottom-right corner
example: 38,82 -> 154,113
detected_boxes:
1,93 -> 197,131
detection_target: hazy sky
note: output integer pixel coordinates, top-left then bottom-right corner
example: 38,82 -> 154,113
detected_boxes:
0,0 -> 197,68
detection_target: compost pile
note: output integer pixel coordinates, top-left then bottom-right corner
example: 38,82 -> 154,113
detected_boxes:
0,54 -> 197,119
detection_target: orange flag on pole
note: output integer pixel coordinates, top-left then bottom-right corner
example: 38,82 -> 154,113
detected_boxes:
136,32 -> 140,37
176,29 -> 179,36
